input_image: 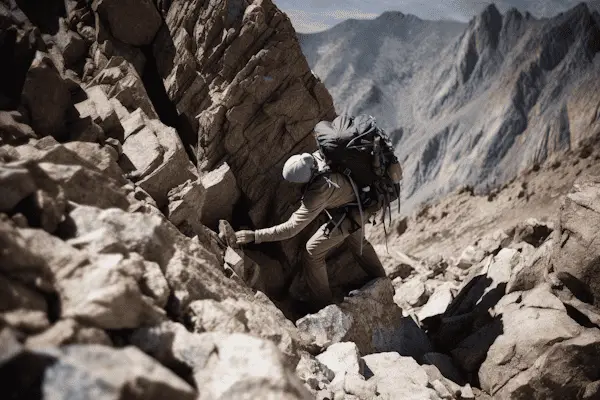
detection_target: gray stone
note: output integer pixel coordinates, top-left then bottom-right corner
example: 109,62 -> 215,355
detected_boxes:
93,0 -> 162,46
362,352 -> 441,400
295,353 -> 334,393
316,342 -> 363,381
121,127 -> 164,177
0,110 -> 36,145
197,162 -> 241,229
131,322 -> 312,400
0,163 -> 36,211
75,86 -> 122,138
550,175 -> 600,306
40,345 -> 196,400
394,277 -> 429,307
26,319 -> 112,348
21,52 -> 72,139
418,283 -> 454,321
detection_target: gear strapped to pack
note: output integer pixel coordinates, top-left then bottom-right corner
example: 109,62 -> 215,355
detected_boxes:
303,114 -> 403,253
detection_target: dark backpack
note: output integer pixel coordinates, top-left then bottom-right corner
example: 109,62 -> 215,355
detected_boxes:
313,114 -> 401,228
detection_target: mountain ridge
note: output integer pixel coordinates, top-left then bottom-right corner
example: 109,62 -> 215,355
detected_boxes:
299,2 -> 600,212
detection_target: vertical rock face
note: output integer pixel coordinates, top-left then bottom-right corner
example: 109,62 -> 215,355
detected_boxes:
550,174 -> 600,306
154,0 -> 335,228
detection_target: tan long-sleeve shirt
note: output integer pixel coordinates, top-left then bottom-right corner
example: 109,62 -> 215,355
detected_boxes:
254,172 -> 356,244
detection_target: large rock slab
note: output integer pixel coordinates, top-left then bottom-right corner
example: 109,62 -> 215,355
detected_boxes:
297,278 -> 433,359
550,174 -> 600,305
131,321 -> 312,399
2,342 -> 196,400
188,293 -> 309,366
475,286 -> 600,399
21,52 -> 73,139
362,352 -> 441,400
155,0 -> 336,273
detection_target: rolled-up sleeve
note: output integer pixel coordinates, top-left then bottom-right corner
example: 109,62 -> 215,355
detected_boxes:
254,179 -> 333,244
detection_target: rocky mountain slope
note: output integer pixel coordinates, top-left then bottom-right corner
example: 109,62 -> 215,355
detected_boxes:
299,3 -> 600,212
2,0 -> 600,399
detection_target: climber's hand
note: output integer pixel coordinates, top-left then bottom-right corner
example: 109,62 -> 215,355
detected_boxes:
235,230 -> 255,245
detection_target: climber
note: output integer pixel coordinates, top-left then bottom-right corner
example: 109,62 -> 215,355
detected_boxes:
235,114 -> 403,311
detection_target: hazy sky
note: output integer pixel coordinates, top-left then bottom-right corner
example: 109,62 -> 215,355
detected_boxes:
275,1 -> 590,33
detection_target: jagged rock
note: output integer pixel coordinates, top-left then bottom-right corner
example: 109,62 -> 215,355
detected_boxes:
0,110 -> 36,145
507,239 -> 553,293
343,372 -> 378,399
316,342 -> 363,384
68,115 -> 105,142
167,163 -> 240,233
167,178 -> 205,235
121,126 -> 164,177
0,220 -> 54,291
0,162 -> 36,211
456,245 -> 486,270
297,278 -> 432,358
21,52 -> 74,140
476,229 -> 511,256
64,205 -> 232,312
394,277 -> 429,307
188,294 -> 308,366
93,0 -> 162,46
475,286 -> 600,398
26,318 -> 112,348
131,322 -> 312,399
39,161 -> 130,210
550,175 -> 600,306
131,253 -> 170,309
55,18 -> 88,67
91,57 -> 157,119
156,0 -> 335,272
197,162 -> 241,229
362,352 -> 441,400
7,161 -> 67,233
422,353 -> 465,386
15,226 -> 165,329
417,283 -> 454,322
2,343 -> 196,400
295,353 -> 335,393
63,141 -> 124,182
422,363 -> 474,400
508,218 -> 553,247
75,86 -> 123,138
0,272 -> 49,333
134,120 -> 197,208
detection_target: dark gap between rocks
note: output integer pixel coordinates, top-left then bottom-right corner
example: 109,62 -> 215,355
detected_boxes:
140,45 -> 198,165
564,303 -> 598,329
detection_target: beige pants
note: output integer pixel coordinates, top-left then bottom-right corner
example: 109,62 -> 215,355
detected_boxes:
304,216 -> 386,310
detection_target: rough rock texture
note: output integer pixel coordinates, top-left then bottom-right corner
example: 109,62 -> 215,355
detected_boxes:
2,338 -> 197,400
155,0 -> 336,270
550,173 -> 600,306
130,322 -> 313,400
3,1 -> 600,399
297,278 -> 433,360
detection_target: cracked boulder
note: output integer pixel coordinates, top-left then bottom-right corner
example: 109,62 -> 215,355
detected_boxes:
550,174 -> 600,306
297,278 -> 433,359
1,338 -> 196,400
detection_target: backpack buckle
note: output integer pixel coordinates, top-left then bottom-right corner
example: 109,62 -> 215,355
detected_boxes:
343,168 -> 351,176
